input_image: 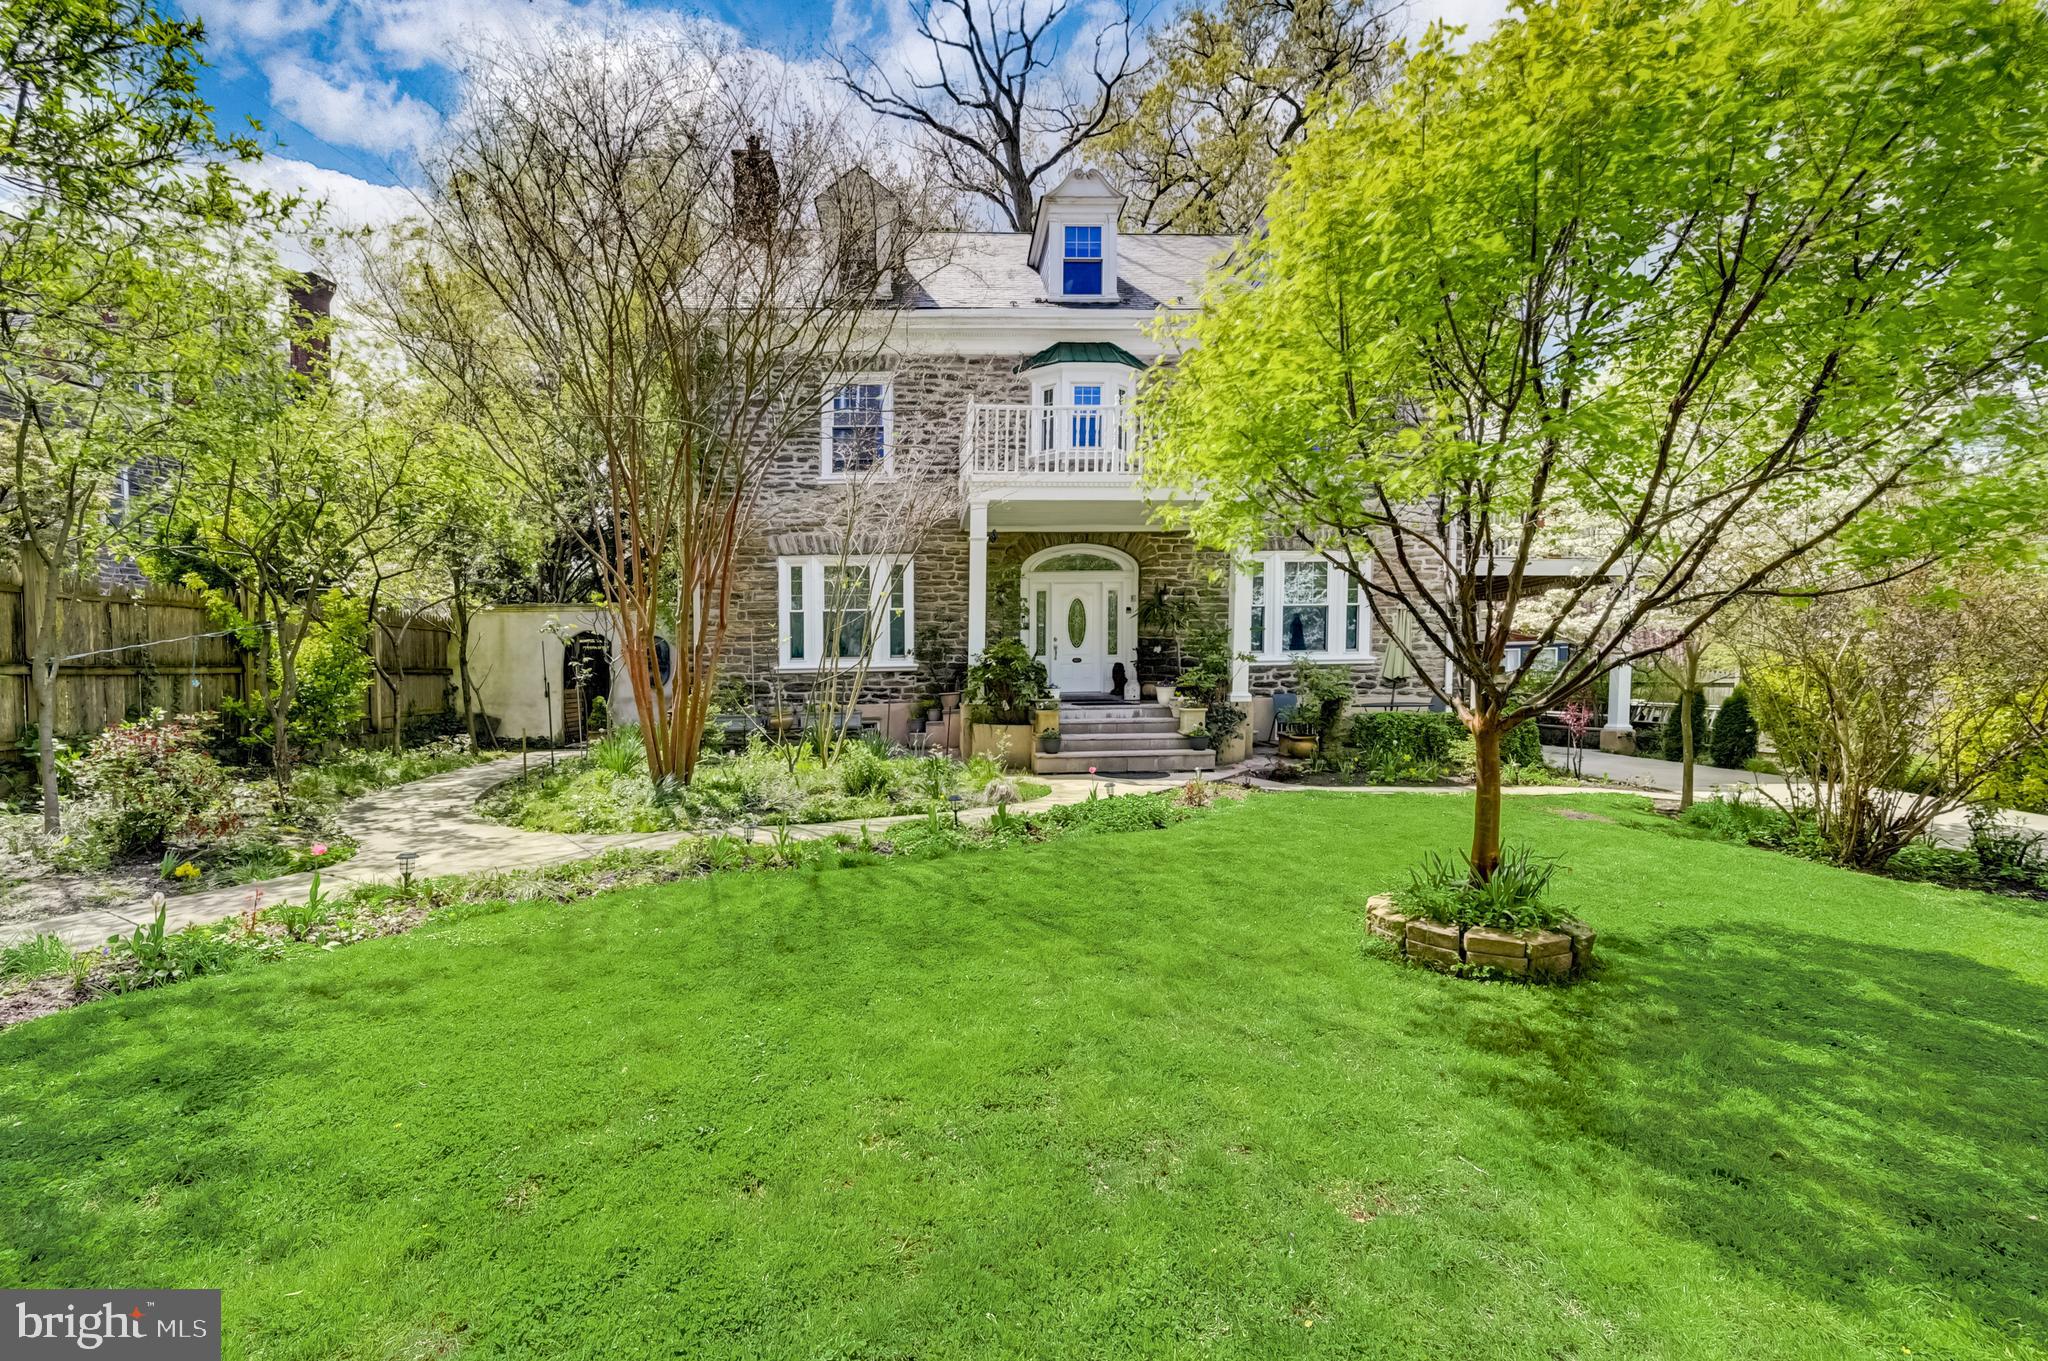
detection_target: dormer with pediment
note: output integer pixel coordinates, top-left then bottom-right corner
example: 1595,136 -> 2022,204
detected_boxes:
1026,170 -> 1125,303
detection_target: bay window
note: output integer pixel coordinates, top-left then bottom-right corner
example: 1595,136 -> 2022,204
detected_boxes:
1243,552 -> 1372,660
777,556 -> 914,669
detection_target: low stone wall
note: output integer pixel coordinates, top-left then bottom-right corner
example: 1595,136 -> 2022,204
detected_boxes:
1366,895 -> 1596,979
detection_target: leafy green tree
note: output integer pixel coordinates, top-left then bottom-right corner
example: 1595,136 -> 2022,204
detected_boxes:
1141,0 -> 2048,878
148,257 -> 435,785
1102,0 -> 1394,233
0,0 -> 268,830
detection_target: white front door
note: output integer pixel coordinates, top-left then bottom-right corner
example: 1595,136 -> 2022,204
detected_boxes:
1047,581 -> 1106,693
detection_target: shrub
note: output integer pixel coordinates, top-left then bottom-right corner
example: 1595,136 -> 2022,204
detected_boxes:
964,639 -> 1048,723
75,713 -> 243,856
1707,687 -> 1759,769
1346,711 -> 1461,766
590,726 -> 646,776
1401,844 -> 1565,931
1676,794 -> 1787,844
838,744 -> 896,798
1966,804 -> 2043,877
1660,691 -> 1709,761
1501,720 -> 1542,767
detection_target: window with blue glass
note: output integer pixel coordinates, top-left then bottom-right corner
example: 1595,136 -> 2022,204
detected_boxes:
1070,384 -> 1102,448
829,381 -> 888,473
1062,225 -> 1103,295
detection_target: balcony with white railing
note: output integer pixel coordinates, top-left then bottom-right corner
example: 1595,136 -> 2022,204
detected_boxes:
959,401 -> 1146,491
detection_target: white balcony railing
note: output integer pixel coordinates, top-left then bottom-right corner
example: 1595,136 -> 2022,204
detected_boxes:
960,401 -> 1142,485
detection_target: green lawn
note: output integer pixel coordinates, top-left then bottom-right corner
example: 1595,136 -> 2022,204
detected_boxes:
2,792 -> 2043,1359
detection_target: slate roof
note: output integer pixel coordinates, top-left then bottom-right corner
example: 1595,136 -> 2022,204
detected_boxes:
903,231 -> 1234,311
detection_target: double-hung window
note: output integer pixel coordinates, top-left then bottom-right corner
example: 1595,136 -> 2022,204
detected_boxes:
1244,552 -> 1373,660
823,379 -> 890,477
1070,384 -> 1102,449
1062,225 -> 1103,295
777,556 -> 914,668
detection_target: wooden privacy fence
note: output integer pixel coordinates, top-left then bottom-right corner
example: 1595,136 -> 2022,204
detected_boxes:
1,568 -> 453,755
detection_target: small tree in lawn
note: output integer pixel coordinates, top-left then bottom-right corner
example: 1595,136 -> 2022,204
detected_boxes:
379,29 -> 940,785
1638,624 -> 1725,809
1140,0 -> 2048,881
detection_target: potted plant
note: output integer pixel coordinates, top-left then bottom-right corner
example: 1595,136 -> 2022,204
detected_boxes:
1277,716 -> 1320,760
1188,727 -> 1212,752
964,640 -> 1049,768
1032,696 -> 1061,736
1038,727 -> 1062,754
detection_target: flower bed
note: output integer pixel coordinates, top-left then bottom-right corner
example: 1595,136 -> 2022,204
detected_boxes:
1366,894 -> 1596,979
481,730 -> 1049,833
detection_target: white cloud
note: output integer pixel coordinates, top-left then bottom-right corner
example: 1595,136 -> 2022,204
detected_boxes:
232,155 -> 420,229
187,0 -> 339,46
261,55 -> 442,155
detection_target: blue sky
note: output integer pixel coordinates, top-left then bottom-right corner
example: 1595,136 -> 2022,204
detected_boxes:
178,0 -> 1512,224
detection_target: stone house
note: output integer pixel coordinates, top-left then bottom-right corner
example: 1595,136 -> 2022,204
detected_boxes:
702,167 -> 1456,769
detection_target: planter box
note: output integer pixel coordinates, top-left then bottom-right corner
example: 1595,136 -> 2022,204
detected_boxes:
1173,704 -> 1206,736
968,722 -> 1034,769
1217,720 -> 1252,765
1032,707 -> 1061,736
1365,894 -> 1595,982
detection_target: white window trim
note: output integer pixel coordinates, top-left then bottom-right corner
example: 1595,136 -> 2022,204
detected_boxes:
1037,209 -> 1120,301
775,555 -> 917,671
818,374 -> 894,482
1244,551 -> 1375,662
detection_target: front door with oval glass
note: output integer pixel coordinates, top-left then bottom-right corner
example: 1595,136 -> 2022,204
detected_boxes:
1046,581 -> 1106,694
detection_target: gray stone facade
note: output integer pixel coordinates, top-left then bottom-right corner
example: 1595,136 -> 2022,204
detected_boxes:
711,351 -> 1450,714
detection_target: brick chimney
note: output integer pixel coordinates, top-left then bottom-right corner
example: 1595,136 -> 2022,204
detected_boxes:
288,272 -> 335,375
731,135 -> 778,246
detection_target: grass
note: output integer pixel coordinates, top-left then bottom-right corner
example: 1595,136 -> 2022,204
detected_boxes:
483,730 -> 1051,832
2,791 -> 2043,1359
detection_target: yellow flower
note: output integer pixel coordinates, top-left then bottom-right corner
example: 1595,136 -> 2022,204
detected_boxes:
173,862 -> 200,880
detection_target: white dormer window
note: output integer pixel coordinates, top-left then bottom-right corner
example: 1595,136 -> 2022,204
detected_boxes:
1027,169 -> 1124,301
820,377 -> 892,478
1062,226 -> 1103,296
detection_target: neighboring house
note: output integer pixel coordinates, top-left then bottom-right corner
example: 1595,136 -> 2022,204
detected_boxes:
720,166 -> 1454,740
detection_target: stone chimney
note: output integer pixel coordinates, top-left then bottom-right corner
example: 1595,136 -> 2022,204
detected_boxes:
287,272 -> 335,376
731,135 -> 779,246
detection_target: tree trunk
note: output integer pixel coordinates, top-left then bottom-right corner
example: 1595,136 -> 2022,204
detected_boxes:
1469,716 -> 1504,881
1679,687 -> 1697,811
453,571 -> 482,748
269,609 -> 301,789
23,549 -> 66,833
32,660 -> 59,834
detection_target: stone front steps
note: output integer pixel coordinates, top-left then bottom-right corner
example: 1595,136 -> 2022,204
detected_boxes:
1037,703 -> 1217,775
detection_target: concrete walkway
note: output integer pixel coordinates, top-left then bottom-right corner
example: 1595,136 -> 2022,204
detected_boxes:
17,744 -> 2041,952
5,757 -> 1214,951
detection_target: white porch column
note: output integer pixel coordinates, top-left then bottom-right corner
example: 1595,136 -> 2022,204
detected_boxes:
1600,658 -> 1635,753
967,500 -> 989,661
1228,558 -> 1253,700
